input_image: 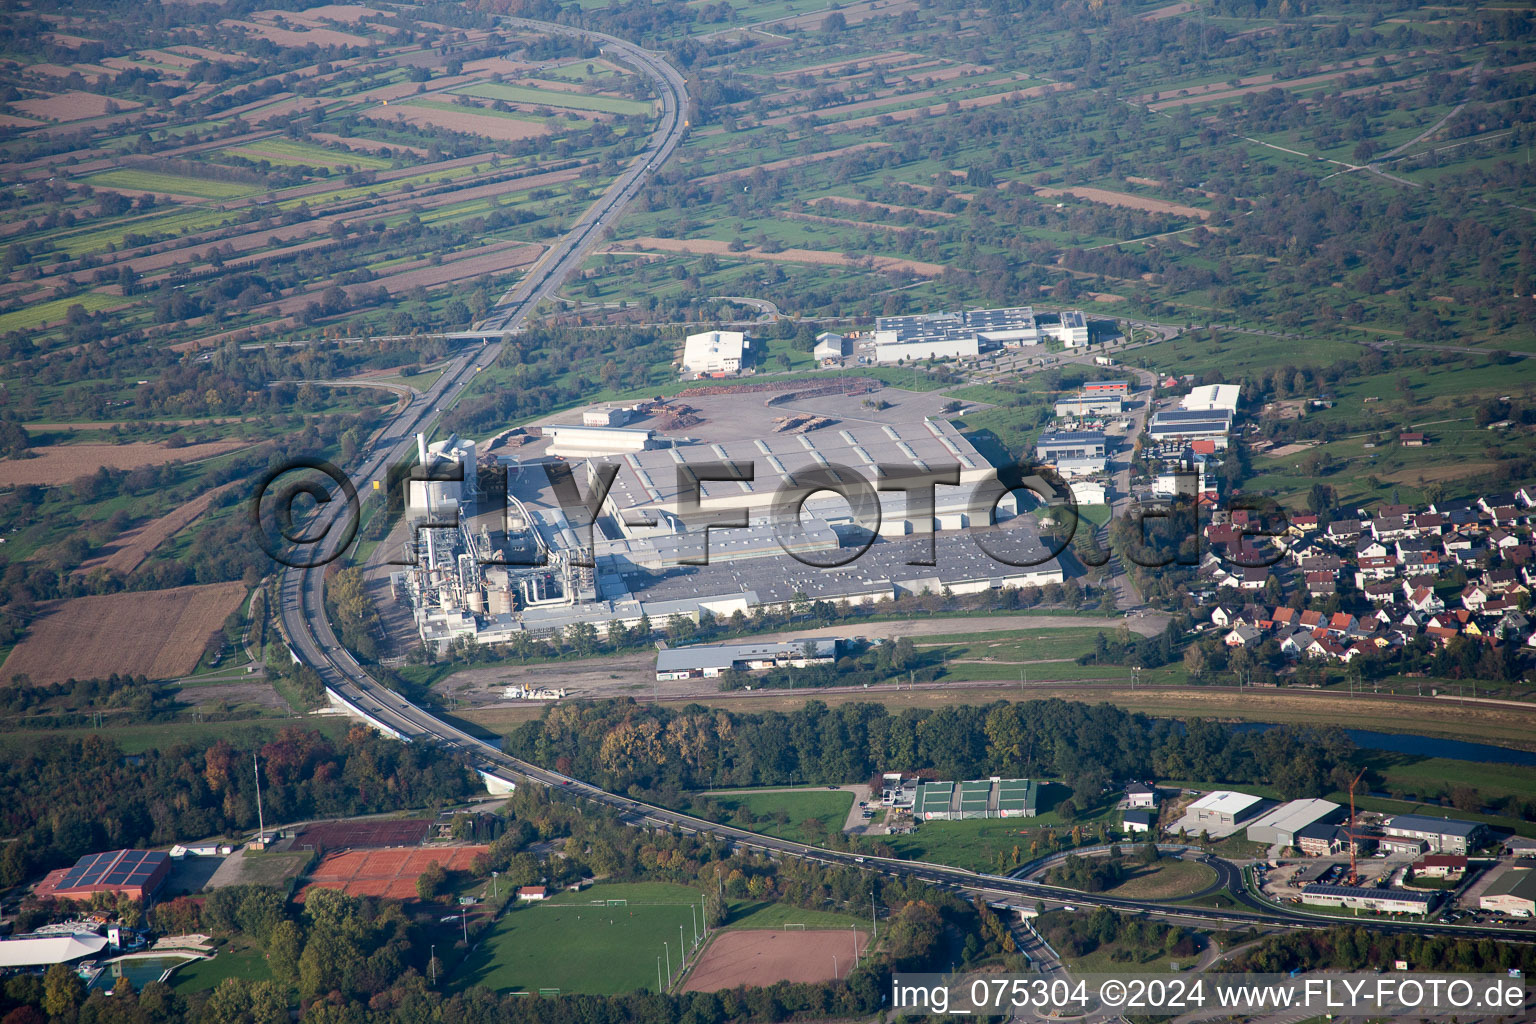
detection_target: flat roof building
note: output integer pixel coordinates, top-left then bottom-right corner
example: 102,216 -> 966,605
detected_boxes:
1180,384 -> 1241,414
1083,380 -> 1130,395
1246,799 -> 1344,848
1036,431 -> 1106,460
1187,791 -> 1266,828
1383,814 -> 1488,855
1050,310 -> 1089,347
1301,883 -> 1437,916
1148,408 -> 1234,446
544,423 -> 655,457
682,331 -> 749,376
656,638 -> 837,680
1055,394 -> 1125,418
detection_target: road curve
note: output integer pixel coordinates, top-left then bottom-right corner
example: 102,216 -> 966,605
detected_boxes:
273,22 -> 1529,950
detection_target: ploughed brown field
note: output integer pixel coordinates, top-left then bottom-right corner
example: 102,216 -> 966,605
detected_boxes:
683,929 -> 869,991
0,439 -> 248,486
1,581 -> 248,685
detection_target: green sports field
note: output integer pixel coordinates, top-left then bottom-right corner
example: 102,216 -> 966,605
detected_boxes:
454,882 -> 703,995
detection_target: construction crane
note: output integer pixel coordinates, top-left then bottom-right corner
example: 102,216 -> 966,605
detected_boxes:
1347,767 -> 1367,884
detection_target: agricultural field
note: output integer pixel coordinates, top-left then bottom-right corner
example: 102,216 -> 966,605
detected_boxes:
0,581 -> 248,685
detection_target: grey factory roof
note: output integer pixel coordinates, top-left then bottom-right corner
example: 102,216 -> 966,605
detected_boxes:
612,527 -> 1062,607
656,638 -> 837,673
1038,431 -> 1106,446
601,418 -> 988,513
1302,883 -> 1434,905
1385,815 -> 1485,838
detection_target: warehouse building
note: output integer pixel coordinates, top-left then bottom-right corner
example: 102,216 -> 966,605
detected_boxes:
1382,814 -> 1488,855
915,781 -> 956,820
1246,799 -> 1344,848
1147,409 -> 1234,448
544,423 -> 655,457
997,779 -> 1038,818
34,850 -> 170,902
655,638 -> 837,680
1186,791 -> 1266,830
814,332 -> 849,362
1480,867 -> 1536,917
1301,883 -> 1437,916
682,331 -> 750,376
1083,380 -> 1130,396
1036,431 -> 1106,461
1055,393 -> 1125,418
1180,384 -> 1241,414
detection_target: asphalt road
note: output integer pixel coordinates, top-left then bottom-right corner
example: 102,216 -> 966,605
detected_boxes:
271,21 -> 1531,953
474,20 -> 689,334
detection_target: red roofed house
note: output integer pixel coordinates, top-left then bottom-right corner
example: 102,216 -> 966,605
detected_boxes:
517,886 -> 549,901
1413,855 -> 1467,880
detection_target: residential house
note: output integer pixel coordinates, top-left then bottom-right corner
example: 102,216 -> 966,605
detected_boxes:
1225,625 -> 1262,647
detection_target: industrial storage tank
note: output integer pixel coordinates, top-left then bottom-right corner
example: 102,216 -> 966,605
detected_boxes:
487,588 -> 514,615
466,590 -> 486,613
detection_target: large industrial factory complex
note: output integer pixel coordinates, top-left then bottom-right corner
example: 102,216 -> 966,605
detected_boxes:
867,306 -> 1090,363
390,388 -> 1066,651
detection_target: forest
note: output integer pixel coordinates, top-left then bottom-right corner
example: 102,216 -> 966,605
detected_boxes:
503,697 -> 1360,810
3,785 -> 993,1024
0,727 -> 478,889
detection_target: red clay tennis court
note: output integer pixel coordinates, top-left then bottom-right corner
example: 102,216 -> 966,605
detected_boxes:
296,819 -> 432,849
300,846 -> 488,901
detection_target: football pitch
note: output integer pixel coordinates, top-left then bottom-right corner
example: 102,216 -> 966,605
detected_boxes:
454,882 -> 703,995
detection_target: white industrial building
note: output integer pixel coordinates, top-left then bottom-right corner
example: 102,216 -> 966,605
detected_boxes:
1147,409 -> 1234,448
656,638 -> 837,679
1055,393 -> 1124,418
0,932 -> 110,969
543,423 -> 655,457
1180,384 -> 1241,414
1187,790 -> 1266,829
682,330 -> 749,375
1051,310 -> 1089,347
1245,799 -> 1344,847
814,332 -> 850,362
407,433 -> 477,521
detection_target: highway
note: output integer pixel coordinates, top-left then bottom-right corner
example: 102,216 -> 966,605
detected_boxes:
474,19 -> 689,334
270,21 -> 1530,953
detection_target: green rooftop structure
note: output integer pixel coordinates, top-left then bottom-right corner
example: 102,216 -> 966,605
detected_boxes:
997,779 -> 1038,818
959,780 -> 992,819
915,782 -> 955,820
